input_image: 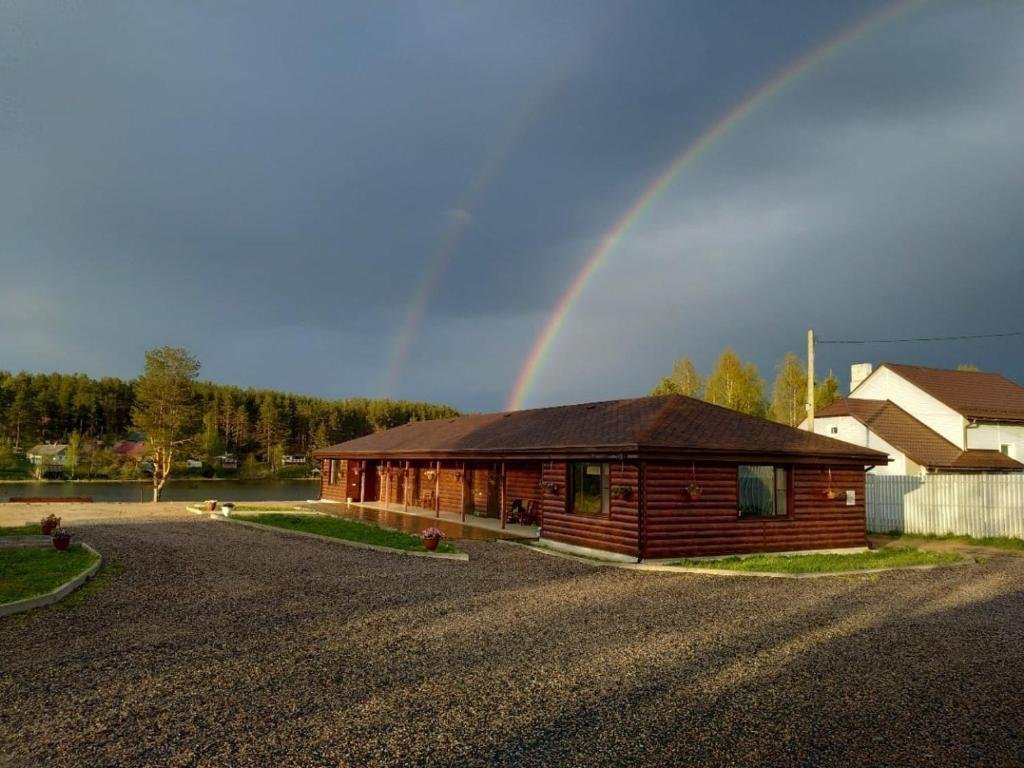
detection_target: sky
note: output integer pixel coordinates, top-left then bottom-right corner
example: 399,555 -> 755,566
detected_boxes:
1,0 -> 1023,412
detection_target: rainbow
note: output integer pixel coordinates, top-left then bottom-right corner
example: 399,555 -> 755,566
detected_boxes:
506,0 -> 921,410
381,67 -> 575,397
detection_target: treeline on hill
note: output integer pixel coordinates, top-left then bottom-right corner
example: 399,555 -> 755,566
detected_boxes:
651,348 -> 841,427
0,369 -> 458,479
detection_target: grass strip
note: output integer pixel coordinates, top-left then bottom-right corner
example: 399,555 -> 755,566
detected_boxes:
0,524 -> 44,537
670,547 -> 962,574
0,545 -> 100,603
874,531 -> 1024,551
233,513 -> 459,554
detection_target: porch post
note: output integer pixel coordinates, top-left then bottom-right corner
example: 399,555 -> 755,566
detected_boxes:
359,461 -> 365,503
500,461 -> 507,530
384,461 -> 390,509
460,461 -> 467,522
404,460 -> 410,511
435,460 -> 441,518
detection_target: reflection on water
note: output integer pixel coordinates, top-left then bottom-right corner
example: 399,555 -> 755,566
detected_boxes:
0,479 -> 318,503
322,503 -> 517,541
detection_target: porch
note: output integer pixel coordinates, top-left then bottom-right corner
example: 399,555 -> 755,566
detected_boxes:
313,499 -> 540,541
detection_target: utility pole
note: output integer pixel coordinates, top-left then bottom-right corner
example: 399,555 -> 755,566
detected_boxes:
806,328 -> 815,432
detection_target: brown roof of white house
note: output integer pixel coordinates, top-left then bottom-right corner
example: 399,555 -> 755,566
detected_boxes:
880,364 -> 1024,423
817,397 -> 1024,472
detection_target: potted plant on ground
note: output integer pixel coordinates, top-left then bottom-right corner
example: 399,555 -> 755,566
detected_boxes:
420,527 -> 445,551
220,502 -> 235,516
41,513 -> 61,536
205,500 -> 218,512
52,526 -> 72,551
686,483 -> 703,501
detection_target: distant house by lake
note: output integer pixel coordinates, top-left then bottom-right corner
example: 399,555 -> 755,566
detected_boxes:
26,444 -> 68,467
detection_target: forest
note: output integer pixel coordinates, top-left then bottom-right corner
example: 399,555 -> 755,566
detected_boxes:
0,369 -> 458,478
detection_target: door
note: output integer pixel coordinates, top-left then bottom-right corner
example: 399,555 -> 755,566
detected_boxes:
345,461 -> 361,501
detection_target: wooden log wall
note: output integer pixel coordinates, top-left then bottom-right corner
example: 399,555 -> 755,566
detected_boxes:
505,463 -> 543,522
320,458 -> 349,502
643,462 -> 867,558
540,461 -> 640,557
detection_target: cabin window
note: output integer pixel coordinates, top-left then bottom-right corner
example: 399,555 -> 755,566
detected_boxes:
569,462 -> 610,516
738,465 -> 789,517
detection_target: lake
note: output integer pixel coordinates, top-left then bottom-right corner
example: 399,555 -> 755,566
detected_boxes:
0,479 -> 319,503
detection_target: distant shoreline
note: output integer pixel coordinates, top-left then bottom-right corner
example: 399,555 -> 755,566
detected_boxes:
0,477 -> 318,485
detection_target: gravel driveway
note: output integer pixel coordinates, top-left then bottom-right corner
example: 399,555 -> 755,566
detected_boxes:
2,509 -> 1023,767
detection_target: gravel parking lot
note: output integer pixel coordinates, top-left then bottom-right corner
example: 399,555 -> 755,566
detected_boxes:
2,508 -> 1023,767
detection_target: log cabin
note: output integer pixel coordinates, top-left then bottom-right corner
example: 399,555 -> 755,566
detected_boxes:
313,395 -> 888,561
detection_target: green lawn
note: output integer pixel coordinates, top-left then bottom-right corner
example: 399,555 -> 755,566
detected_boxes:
671,547 -> 962,574
233,513 -> 459,554
0,524 -> 43,537
0,545 -> 99,604
875,531 -> 1024,552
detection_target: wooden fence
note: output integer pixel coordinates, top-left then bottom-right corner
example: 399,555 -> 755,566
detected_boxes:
866,474 -> 1024,538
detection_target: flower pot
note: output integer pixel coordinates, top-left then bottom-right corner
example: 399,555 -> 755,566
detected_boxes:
824,489 -> 839,500
41,520 -> 59,536
52,535 -> 71,551
206,500 -> 218,512
424,538 -> 439,551
221,504 -> 235,516
686,488 -> 702,501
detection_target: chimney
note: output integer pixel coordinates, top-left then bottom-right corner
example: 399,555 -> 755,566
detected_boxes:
850,363 -> 873,394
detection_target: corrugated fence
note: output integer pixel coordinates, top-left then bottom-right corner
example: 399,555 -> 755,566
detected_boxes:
866,474 -> 1024,538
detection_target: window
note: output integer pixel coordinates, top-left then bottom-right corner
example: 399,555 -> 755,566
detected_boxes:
1000,444 -> 1012,457
830,426 -> 839,434
738,465 -> 789,517
569,462 -> 610,516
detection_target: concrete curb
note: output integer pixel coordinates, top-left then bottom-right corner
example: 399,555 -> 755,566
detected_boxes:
502,540 -> 971,579
185,505 -> 312,516
0,543 -> 103,617
212,515 -> 469,561
0,535 -> 52,548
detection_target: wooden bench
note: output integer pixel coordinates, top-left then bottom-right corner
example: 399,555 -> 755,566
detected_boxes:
7,496 -> 94,504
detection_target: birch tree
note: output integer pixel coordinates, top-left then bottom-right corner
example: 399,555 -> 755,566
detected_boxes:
704,348 -> 766,417
770,353 -> 807,426
651,357 -> 704,398
132,347 -> 200,502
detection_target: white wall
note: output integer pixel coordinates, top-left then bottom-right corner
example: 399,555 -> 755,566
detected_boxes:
851,367 -> 966,448
810,415 -> 910,475
965,423 -> 1024,460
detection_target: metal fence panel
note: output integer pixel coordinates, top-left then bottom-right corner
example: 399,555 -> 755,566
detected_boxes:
866,474 -> 1024,538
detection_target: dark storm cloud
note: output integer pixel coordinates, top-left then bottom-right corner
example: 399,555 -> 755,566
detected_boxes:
1,0 -> 1020,410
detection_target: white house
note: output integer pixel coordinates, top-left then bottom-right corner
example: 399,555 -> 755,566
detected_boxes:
802,363 -> 1024,475
26,443 -> 69,467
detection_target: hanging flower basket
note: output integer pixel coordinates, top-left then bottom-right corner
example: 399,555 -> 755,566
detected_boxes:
423,469 -> 436,480
685,483 -> 703,501
539,480 -> 561,494
823,468 -> 838,499
611,485 -> 633,501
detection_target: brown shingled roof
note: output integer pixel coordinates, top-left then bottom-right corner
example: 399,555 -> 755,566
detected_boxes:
817,397 -> 1024,472
880,364 -> 1024,423
316,395 -> 887,464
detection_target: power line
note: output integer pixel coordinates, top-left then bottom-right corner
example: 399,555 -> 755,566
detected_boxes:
816,331 -> 1024,345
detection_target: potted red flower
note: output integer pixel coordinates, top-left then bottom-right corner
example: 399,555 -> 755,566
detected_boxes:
686,483 -> 703,501
52,526 -> 72,551
611,485 -> 634,501
41,513 -> 61,536
420,527 -> 446,551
